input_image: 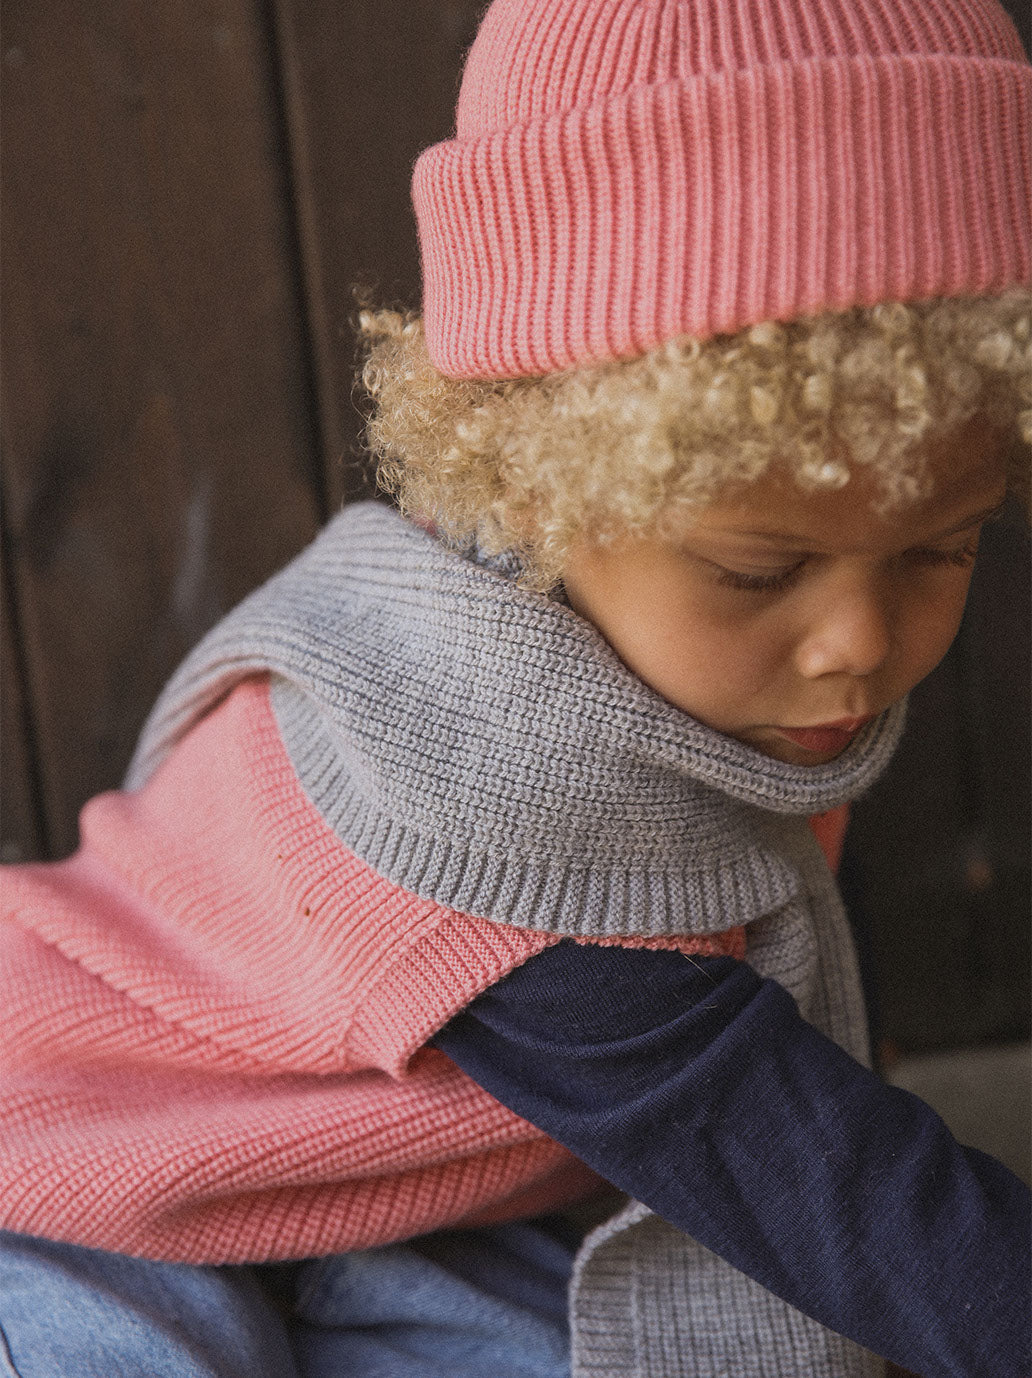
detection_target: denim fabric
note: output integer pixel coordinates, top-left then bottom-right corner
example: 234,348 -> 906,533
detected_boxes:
0,1222 -> 574,1378
0,1231 -> 292,1378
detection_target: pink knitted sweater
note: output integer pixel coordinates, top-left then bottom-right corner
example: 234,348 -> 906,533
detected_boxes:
1,676 -> 844,1264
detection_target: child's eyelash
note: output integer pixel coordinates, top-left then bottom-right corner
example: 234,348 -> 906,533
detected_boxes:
715,540 -> 980,593
714,562 -> 805,592
910,542 -> 979,569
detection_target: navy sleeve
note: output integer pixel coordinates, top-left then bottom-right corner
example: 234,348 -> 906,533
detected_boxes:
431,941 -> 1031,1378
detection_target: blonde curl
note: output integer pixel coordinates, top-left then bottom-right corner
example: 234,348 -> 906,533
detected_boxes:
360,291 -> 1031,590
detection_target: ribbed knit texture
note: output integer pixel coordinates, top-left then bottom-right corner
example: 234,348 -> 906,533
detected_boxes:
127,503 -> 904,941
413,0 -> 1031,377
3,507 -> 891,1372
114,502 -> 893,1373
2,679 -> 613,1263
570,1204 -> 884,1377
569,817 -> 887,1377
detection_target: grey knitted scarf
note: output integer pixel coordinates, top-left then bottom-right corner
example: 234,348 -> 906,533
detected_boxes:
129,501 -> 901,1377
129,501 -> 902,939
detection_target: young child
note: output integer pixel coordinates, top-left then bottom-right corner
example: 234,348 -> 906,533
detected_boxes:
2,0 -> 1030,1375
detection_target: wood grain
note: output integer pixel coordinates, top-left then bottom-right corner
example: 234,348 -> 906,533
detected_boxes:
269,0 -> 483,507
1,0 -> 321,857
1,489 -> 45,862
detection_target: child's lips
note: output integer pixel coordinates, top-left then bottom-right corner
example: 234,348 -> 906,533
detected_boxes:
774,717 -> 875,754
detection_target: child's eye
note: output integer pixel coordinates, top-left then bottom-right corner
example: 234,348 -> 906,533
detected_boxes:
713,560 -> 806,592
908,540 -> 979,571
712,537 -> 980,593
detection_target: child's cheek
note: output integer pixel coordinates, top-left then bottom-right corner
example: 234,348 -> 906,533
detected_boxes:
893,577 -> 972,692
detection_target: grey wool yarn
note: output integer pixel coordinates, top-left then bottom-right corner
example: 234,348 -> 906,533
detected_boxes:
128,502 -> 904,943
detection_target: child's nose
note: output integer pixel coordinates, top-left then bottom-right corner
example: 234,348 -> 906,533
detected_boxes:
794,577 -> 893,681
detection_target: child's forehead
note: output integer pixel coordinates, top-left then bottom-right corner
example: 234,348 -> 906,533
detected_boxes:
678,425 -> 1009,550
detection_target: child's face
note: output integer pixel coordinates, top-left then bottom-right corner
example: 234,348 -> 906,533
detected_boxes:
563,424 -> 1008,765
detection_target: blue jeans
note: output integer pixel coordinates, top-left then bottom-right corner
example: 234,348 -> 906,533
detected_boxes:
0,1220 -> 576,1377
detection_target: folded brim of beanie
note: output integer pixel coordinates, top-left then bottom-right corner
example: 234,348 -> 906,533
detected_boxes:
413,53 -> 1031,380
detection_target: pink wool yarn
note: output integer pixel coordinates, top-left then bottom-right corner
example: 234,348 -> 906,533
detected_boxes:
2,678 -> 764,1263
413,0 -> 1032,379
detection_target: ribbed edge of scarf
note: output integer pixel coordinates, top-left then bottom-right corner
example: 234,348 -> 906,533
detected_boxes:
570,1201 -> 886,1378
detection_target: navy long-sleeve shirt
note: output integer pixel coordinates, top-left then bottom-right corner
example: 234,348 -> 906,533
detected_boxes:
433,941 -> 1030,1378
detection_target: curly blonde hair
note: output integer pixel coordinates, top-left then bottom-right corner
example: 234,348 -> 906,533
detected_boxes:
360,290 -> 1031,590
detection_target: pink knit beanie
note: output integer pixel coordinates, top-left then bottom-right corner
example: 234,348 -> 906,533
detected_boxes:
413,0 -> 1031,379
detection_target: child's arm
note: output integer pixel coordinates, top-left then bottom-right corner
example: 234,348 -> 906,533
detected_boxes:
433,940 -> 1030,1378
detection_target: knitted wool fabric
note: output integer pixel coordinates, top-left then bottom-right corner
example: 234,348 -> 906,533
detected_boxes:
125,503 -> 897,1375
126,503 -> 905,942
1,677 -> 608,1264
4,505 -> 895,1374
413,0 -> 1032,378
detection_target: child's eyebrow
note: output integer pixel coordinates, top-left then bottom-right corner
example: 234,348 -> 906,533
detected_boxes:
718,497 -> 1009,548
925,497 -> 1009,539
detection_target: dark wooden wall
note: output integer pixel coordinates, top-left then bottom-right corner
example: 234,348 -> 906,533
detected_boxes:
1,0 -> 483,859
2,0 -> 1028,1058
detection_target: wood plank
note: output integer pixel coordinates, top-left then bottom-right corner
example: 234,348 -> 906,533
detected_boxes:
1,0 -> 322,857
1,489 -> 46,863
270,0 -> 485,507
